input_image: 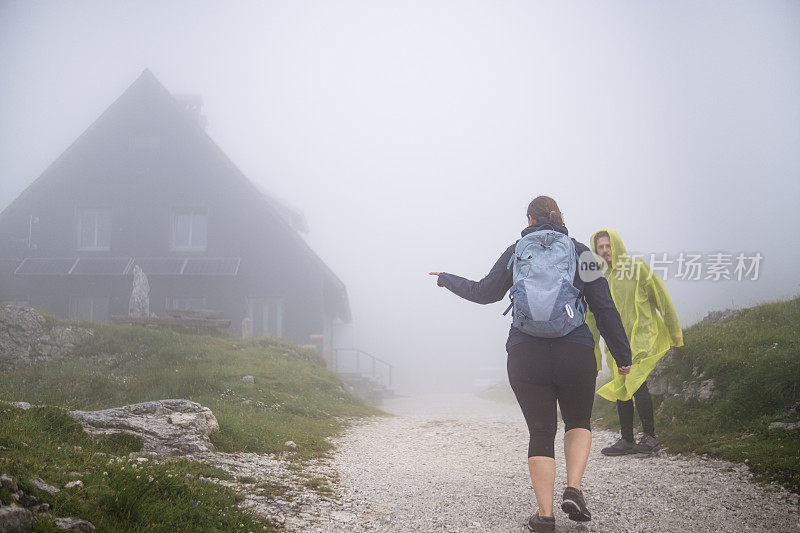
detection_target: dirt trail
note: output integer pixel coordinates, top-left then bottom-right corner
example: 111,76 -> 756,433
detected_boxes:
300,394 -> 799,532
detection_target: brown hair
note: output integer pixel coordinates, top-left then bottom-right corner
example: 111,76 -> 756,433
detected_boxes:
527,195 -> 564,225
593,230 -> 610,249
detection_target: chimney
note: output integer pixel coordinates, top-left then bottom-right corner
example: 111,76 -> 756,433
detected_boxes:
173,94 -> 208,129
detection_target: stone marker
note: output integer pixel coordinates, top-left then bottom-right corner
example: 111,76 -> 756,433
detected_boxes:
128,265 -> 150,318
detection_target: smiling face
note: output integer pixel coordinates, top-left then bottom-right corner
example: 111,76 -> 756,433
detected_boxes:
595,235 -> 612,265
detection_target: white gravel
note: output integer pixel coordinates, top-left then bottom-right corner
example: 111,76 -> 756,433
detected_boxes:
299,394 -> 800,532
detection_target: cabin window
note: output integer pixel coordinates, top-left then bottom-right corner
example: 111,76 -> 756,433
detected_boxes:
247,298 -> 283,338
69,297 -> 109,323
171,208 -> 207,251
77,208 -> 112,251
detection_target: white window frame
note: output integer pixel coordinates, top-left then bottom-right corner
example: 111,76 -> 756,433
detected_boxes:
77,208 -> 112,251
170,208 -> 208,252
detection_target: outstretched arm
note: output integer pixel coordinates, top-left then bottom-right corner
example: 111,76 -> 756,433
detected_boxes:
583,275 -> 633,369
431,245 -> 514,305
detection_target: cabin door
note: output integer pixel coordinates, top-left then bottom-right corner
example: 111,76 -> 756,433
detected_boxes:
247,298 -> 283,338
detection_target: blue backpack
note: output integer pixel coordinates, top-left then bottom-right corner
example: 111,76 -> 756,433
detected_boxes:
503,228 -> 586,337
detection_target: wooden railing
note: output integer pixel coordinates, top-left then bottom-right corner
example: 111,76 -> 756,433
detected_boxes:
331,348 -> 393,389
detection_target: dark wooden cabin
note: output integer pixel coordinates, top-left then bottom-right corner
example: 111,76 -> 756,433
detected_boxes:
0,69 -> 350,360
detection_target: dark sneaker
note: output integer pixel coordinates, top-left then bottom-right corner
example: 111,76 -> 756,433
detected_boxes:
601,437 -> 636,456
633,434 -> 660,454
561,486 -> 592,522
526,512 -> 555,532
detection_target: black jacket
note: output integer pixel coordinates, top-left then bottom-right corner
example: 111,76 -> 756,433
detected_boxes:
437,219 -> 633,368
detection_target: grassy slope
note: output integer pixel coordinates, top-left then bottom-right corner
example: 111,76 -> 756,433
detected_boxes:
0,321 -> 380,531
592,297 -> 800,493
0,404 -> 270,532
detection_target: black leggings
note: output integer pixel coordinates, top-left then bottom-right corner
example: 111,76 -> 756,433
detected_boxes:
617,381 -> 655,442
507,339 -> 597,458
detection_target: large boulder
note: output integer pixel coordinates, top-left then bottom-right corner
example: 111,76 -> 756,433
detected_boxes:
647,348 -> 680,396
682,379 -> 718,401
68,399 -> 219,455
0,305 -> 93,369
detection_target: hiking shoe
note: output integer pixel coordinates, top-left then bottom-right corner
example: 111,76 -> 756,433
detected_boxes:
633,434 -> 660,454
526,512 -> 555,532
561,486 -> 592,522
601,437 -> 636,456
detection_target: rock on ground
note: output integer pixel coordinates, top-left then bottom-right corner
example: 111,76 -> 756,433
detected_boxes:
294,394 -> 800,532
52,517 -> 95,532
69,399 -> 219,455
28,478 -> 59,496
0,505 -> 33,533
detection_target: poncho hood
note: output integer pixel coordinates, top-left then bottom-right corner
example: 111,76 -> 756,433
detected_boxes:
590,229 -> 627,268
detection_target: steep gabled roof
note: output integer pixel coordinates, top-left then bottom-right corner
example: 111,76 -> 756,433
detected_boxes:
0,69 -> 350,321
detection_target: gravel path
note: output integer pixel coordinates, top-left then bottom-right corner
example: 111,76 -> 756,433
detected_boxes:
303,394 -> 799,532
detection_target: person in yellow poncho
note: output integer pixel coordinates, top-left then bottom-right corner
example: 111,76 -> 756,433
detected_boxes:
585,229 -> 683,455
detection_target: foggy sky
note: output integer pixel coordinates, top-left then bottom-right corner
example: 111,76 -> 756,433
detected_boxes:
2,1 -> 799,392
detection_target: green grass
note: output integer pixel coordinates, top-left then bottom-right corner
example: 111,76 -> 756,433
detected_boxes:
1,322 -> 379,458
0,403 -> 271,532
593,297 -> 800,493
0,319 -> 381,531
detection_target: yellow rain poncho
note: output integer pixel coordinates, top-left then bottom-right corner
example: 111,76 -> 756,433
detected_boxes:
586,230 -> 684,402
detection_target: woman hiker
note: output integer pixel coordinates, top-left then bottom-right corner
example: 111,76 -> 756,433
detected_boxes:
430,196 -> 633,532
586,230 -> 684,456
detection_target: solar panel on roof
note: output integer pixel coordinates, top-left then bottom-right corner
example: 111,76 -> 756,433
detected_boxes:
131,258 -> 187,275
15,258 -> 77,275
71,257 -> 133,275
182,257 -> 240,276
0,259 -> 22,276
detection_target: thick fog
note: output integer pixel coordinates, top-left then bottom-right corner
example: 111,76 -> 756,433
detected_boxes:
1,1 -> 799,393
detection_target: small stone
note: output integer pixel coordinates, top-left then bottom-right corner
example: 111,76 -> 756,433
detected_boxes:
11,402 -> 31,410
53,516 -> 96,532
285,441 -> 297,450
32,502 -> 51,513
768,421 -> 800,431
0,504 -> 33,532
18,493 -> 39,507
242,375 -> 255,384
0,474 -> 18,492
29,477 -> 59,496
64,481 -> 84,490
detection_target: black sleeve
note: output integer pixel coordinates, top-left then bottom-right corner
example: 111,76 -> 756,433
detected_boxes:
436,245 -> 514,305
576,242 -> 633,368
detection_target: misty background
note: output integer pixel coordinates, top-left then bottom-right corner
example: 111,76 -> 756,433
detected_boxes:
1,1 -> 798,393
